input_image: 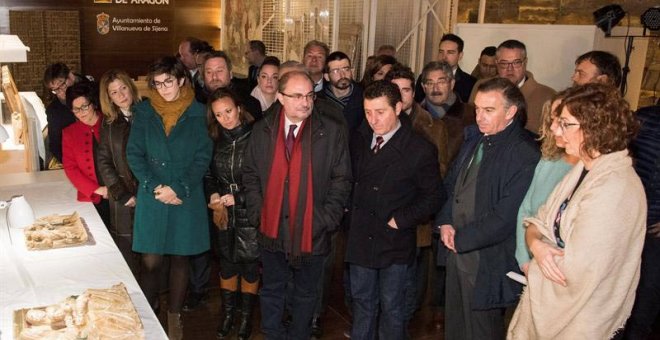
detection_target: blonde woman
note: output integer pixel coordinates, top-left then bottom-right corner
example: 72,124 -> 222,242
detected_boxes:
97,69 -> 142,276
514,93 -> 579,273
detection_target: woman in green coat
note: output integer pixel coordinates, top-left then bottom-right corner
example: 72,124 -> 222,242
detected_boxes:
127,56 -> 212,340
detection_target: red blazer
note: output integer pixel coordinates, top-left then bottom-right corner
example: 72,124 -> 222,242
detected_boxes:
62,115 -> 103,203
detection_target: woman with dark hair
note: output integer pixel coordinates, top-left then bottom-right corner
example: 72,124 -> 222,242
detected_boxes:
508,83 -> 646,339
250,56 -> 280,112
96,69 -> 142,276
360,55 -> 396,88
126,56 -> 212,339
62,82 -> 110,226
204,88 -> 257,340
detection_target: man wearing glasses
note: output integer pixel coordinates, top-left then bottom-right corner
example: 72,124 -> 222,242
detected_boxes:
419,61 -> 475,165
469,40 -> 555,134
43,62 -> 93,167
317,51 -> 364,132
243,70 -> 351,340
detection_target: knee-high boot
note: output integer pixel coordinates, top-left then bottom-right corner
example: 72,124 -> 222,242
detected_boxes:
217,276 -> 238,338
238,279 -> 259,340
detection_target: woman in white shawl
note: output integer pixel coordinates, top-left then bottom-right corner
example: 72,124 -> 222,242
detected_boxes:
508,83 -> 646,340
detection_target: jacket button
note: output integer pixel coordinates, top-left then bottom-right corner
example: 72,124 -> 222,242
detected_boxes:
368,236 -> 373,240
284,215 -> 289,219
455,199 -> 460,204
369,210 -> 375,216
372,186 -> 379,191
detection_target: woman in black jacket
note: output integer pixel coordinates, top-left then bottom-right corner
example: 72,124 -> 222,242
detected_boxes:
96,69 -> 141,276
204,88 -> 257,340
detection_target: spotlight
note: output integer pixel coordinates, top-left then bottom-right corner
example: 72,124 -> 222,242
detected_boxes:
641,7 -> 660,31
593,4 -> 625,36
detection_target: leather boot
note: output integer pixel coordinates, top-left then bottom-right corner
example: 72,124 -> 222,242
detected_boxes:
167,311 -> 183,340
216,289 -> 236,338
237,293 -> 256,340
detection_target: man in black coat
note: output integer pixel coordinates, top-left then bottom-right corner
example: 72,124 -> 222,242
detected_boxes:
345,81 -> 444,340
242,71 -> 351,340
316,51 -> 365,133
196,50 -> 262,120
437,77 -> 539,340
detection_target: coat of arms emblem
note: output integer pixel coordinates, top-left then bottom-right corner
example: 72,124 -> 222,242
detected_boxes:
97,12 -> 110,35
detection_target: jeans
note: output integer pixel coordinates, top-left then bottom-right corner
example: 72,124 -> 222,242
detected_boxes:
350,263 -> 408,340
260,249 -> 325,340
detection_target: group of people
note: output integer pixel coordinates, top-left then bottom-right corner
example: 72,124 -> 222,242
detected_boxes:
40,31 -> 659,340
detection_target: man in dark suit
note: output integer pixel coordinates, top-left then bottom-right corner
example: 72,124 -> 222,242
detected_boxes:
346,80 -> 444,340
437,77 -> 539,340
245,40 -> 266,90
243,71 -> 351,340
416,33 -> 477,104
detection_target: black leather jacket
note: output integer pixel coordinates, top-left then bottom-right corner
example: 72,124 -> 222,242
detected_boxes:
204,123 -> 258,262
97,115 -> 137,203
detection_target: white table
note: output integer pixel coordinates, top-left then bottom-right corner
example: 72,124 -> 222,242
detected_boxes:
0,170 -> 167,340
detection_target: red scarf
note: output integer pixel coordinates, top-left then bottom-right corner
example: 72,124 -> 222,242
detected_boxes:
261,110 -> 314,257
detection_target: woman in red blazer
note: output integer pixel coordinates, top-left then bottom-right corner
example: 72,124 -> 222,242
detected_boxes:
62,82 -> 110,226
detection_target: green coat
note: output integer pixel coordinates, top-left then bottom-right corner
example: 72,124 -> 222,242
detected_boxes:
127,99 -> 212,255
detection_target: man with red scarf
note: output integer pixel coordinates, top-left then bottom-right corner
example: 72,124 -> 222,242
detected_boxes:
243,70 -> 351,339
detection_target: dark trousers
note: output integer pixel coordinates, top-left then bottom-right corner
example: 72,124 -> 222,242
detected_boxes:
188,251 -> 211,294
624,235 -> 660,339
445,252 -> 504,340
314,231 -> 338,317
260,249 -> 325,340
350,263 -> 408,340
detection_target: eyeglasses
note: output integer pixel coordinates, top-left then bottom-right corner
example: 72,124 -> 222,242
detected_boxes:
328,66 -> 352,75
50,80 -> 69,95
281,92 -> 316,101
72,102 -> 92,114
557,119 -> 580,133
423,78 -> 450,87
152,78 -> 176,89
496,59 -> 525,69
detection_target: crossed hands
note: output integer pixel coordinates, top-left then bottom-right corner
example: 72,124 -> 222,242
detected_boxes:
154,184 -> 182,205
209,193 -> 235,207
529,238 -> 567,286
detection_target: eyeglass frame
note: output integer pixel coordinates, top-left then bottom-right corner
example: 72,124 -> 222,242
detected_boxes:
72,102 -> 93,114
280,92 -> 316,101
422,77 -> 451,88
496,58 -> 526,69
327,66 -> 353,76
152,78 -> 177,89
556,118 -> 580,133
49,78 -> 72,95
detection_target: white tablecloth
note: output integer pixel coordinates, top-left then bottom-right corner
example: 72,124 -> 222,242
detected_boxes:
0,170 -> 167,340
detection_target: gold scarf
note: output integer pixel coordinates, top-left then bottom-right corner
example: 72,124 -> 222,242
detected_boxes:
149,84 -> 194,136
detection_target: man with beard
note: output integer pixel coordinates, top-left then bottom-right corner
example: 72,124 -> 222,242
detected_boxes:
420,61 -> 475,164
317,51 -> 364,132
571,50 -> 621,87
197,50 -> 262,120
